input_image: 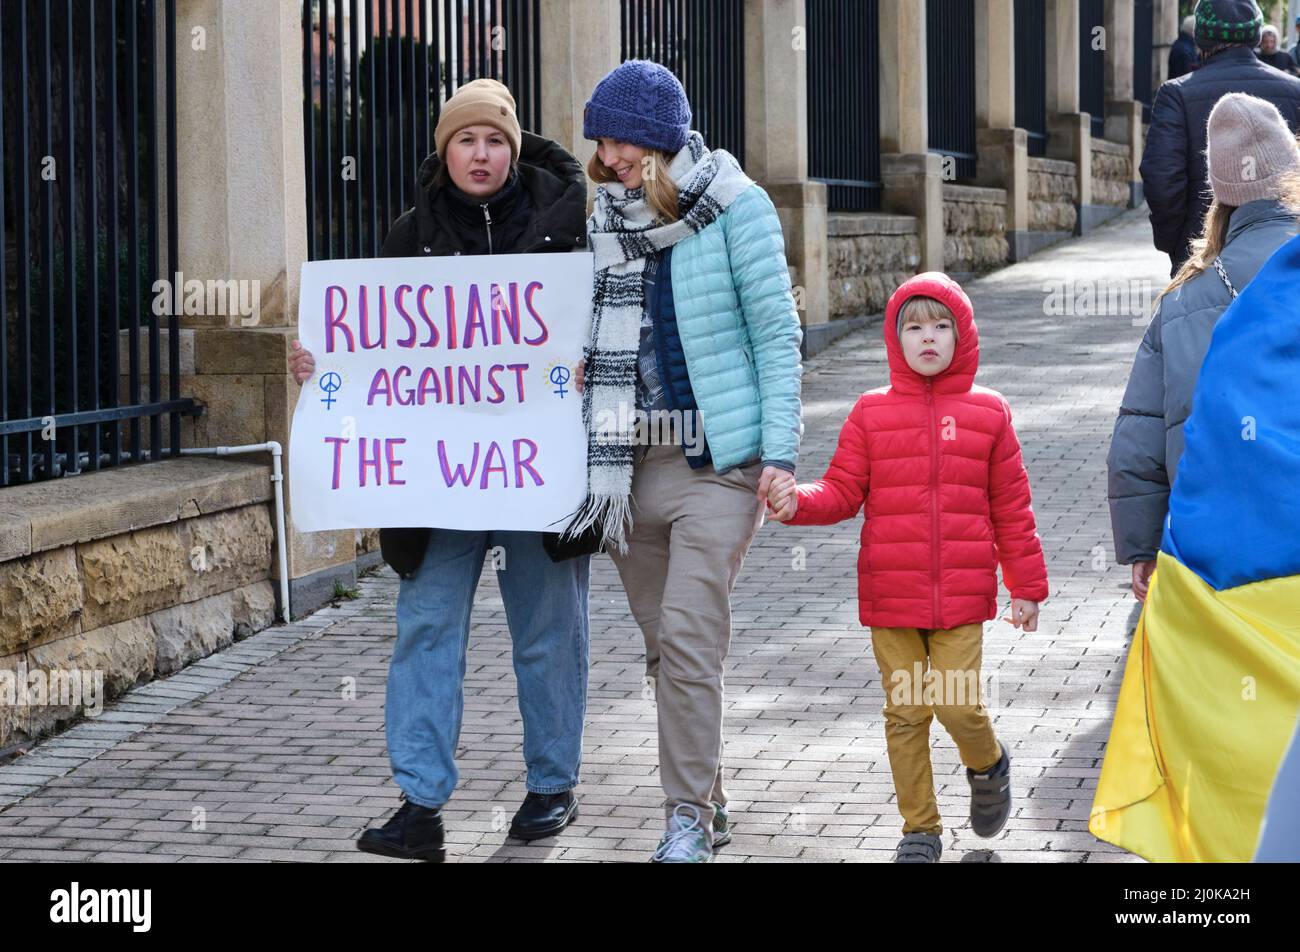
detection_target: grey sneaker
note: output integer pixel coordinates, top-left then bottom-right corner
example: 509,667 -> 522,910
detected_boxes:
893,832 -> 943,863
651,804 -> 714,863
711,801 -> 731,848
967,740 -> 1012,837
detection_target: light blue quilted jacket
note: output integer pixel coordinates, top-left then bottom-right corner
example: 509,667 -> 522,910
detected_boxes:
669,183 -> 804,472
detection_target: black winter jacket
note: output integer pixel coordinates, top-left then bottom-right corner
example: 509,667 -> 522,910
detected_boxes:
376,131 -> 589,579
1168,34 -> 1199,80
1258,49 -> 1297,74
1140,46 -> 1300,275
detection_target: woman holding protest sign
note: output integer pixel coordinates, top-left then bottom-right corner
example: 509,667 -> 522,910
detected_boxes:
289,79 -> 594,862
569,60 -> 804,863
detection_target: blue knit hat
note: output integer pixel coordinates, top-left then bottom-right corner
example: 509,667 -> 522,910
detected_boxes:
583,60 -> 692,154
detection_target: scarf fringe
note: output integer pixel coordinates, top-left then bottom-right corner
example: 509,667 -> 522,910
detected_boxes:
563,491 -> 633,556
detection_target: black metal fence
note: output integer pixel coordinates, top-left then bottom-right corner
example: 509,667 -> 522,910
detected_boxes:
1079,0 -> 1106,138
807,0 -> 882,212
1,0 -> 192,488
1014,0 -> 1048,157
303,0 -> 543,263
1134,0 -> 1154,123
620,0 -> 746,164
926,0 -> 977,180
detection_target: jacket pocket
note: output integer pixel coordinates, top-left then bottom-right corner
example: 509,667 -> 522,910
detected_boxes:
860,529 -> 874,611
740,341 -> 760,392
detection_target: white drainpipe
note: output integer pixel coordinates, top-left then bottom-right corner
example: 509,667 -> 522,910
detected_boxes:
179,442 -> 291,624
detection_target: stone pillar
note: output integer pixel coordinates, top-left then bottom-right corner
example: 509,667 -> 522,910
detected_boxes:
1048,112 -> 1093,234
1152,0 -> 1181,87
166,0 -> 353,617
1045,0 -> 1093,234
879,0 -> 942,272
1103,0 -> 1135,107
975,0 -> 1016,131
974,0 -> 1028,260
1046,0 -> 1080,117
1109,99 -> 1145,207
538,0 -> 621,209
744,0 -> 829,341
977,127 -> 1030,259
1103,0 -> 1143,208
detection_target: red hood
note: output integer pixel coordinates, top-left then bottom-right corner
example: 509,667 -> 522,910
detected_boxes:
883,271 -> 979,395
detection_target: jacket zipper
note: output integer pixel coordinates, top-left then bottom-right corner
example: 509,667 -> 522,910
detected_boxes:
481,203 -> 493,255
926,378 -> 941,628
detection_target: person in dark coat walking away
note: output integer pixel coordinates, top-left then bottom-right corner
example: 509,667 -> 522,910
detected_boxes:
1141,0 -> 1300,275
1169,14 -> 1200,79
1110,93 -> 1300,602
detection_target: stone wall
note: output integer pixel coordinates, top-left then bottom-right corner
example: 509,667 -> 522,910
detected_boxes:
358,529 -> 380,554
1028,156 -> 1078,233
117,324 -> 369,619
0,458 -> 278,748
825,213 -> 921,320
1092,137 -> 1132,208
942,184 -> 1008,275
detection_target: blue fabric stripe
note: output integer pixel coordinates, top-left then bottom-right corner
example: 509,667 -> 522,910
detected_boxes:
1162,232 -> 1300,590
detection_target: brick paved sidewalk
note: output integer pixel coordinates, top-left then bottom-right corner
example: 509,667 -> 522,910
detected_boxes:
0,208 -> 1164,862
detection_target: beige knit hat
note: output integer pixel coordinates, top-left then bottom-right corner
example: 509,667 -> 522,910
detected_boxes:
434,79 -> 522,160
1206,92 -> 1300,206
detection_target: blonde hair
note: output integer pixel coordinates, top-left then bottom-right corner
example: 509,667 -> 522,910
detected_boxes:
897,295 -> 959,342
586,148 -> 681,223
1162,168 -> 1300,299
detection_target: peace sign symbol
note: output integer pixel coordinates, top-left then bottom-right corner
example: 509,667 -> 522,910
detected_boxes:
550,365 -> 571,398
320,371 -> 342,410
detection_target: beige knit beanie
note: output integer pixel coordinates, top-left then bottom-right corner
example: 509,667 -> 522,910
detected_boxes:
1206,92 -> 1300,206
434,79 -> 522,161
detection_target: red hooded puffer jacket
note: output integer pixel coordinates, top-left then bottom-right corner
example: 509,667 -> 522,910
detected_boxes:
789,272 -> 1049,629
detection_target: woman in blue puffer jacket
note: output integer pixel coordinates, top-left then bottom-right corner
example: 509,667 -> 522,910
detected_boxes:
566,60 -> 803,863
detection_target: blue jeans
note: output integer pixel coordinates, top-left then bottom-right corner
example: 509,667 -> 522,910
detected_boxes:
388,529 -> 590,808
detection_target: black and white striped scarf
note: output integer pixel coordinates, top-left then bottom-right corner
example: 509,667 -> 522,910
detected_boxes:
563,131 -> 754,553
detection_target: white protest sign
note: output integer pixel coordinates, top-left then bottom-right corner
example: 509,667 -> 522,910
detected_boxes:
288,252 -> 593,533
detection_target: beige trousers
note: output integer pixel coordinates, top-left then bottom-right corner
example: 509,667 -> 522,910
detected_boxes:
609,444 -> 766,825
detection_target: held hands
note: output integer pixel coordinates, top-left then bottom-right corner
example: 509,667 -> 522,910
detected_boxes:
289,340 -> 316,385
763,470 -> 798,522
1131,560 -> 1156,603
1002,599 -> 1040,632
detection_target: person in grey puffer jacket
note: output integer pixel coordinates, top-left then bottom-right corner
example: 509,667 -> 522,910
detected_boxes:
1109,92 -> 1300,602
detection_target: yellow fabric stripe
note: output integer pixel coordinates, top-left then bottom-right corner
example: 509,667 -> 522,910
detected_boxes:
1089,552 -> 1300,862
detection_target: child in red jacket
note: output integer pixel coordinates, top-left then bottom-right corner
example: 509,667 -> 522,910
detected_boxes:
767,272 -> 1048,863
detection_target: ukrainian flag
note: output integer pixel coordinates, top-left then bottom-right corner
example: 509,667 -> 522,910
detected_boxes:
1089,235 -> 1300,862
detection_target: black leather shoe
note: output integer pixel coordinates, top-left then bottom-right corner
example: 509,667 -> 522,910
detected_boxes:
508,791 -> 578,841
356,795 -> 446,862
